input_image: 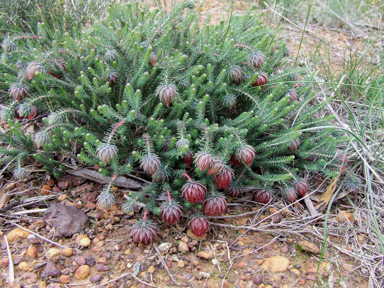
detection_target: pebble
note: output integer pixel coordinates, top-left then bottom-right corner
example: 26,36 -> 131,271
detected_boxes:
61,248 -> 73,257
90,273 -> 103,283
60,275 -> 70,284
77,235 -> 91,247
182,236 -> 189,242
261,256 -> 290,273
75,265 -> 90,280
13,256 -> 25,265
6,228 -> 30,242
299,279 -> 306,285
105,224 -> 113,230
41,185 -> 52,195
98,256 -> 108,263
86,256 -> 96,267
297,240 -> 320,254
96,263 -> 110,271
290,268 -> 301,277
18,262 -> 30,271
42,261 -> 61,277
197,251 -> 214,260
148,266 -> 155,273
166,261 -> 172,268
27,234 -> 41,244
178,260 -> 185,268
253,274 -> 263,285
58,195 -> 67,201
74,256 -> 86,266
48,248 -> 61,259
178,241 -> 189,253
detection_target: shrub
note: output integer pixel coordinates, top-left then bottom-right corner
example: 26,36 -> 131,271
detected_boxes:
0,2 -> 348,243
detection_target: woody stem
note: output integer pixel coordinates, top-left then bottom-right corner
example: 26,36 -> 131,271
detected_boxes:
143,209 -> 148,221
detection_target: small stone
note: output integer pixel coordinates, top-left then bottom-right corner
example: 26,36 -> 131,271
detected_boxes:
39,281 -> 47,288
58,181 -> 69,190
48,248 -> 61,259
74,256 -> 86,266
105,224 -> 113,230
27,234 -> 41,244
357,234 -> 364,244
90,273 -> 103,283
6,228 -> 30,243
6,182 -> 16,190
52,187 -> 61,193
57,195 -> 67,202
336,210 -> 354,223
299,279 -> 306,285
60,275 -> 70,284
148,266 -> 155,273
237,262 -> 245,268
96,263 -> 110,271
297,240 -> 320,254
42,261 -> 61,277
86,256 -> 96,267
41,185 -> 52,195
178,260 -> 185,268
191,260 -> 199,266
0,258 -> 8,267
290,268 -> 301,277
197,251 -> 214,260
182,236 -> 189,242
18,262 -> 30,271
253,274 -> 263,285
77,235 -> 91,247
281,244 -> 289,253
13,256 -> 25,265
178,241 -> 189,253
166,261 -> 172,268
124,248 -> 131,255
61,248 -> 73,257
199,272 -> 210,279
27,246 -> 38,258
98,256 -> 107,263
223,280 -> 231,288
261,256 -> 289,273
75,265 -> 90,280
307,275 -> 315,281
21,272 -> 38,284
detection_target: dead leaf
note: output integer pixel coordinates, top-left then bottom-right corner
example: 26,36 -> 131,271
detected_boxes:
315,177 -> 339,213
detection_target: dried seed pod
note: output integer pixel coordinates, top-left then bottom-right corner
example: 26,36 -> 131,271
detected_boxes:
289,139 -> 301,153
107,71 -> 118,88
129,218 -> 157,245
207,159 -> 225,176
182,173 -> 207,204
227,65 -> 242,85
203,192 -> 227,216
294,179 -> 308,197
195,152 -> 214,171
236,146 -> 255,166
252,73 -> 268,88
9,84 -> 28,102
248,51 -> 265,69
140,154 -> 161,175
253,189 -> 273,204
189,215 -> 210,236
157,84 -> 177,107
183,150 -> 194,167
285,188 -> 297,203
288,88 -> 298,102
27,62 -> 45,80
213,167 -> 233,190
225,181 -> 244,197
149,52 -> 157,66
105,50 -> 118,62
96,143 -> 118,164
13,167 -> 28,180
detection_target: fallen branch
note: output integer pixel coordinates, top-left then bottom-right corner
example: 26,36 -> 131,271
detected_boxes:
4,236 -> 14,283
67,168 -> 146,189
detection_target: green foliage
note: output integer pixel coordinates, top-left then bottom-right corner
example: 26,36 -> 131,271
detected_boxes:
0,2 -> 345,215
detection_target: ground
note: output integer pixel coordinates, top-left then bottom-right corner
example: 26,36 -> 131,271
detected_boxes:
0,0 -> 383,287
